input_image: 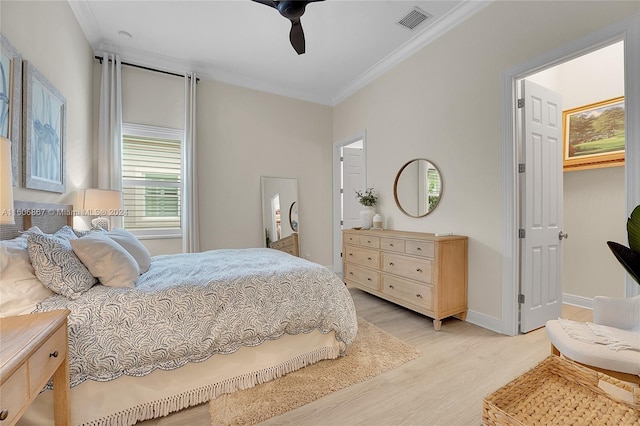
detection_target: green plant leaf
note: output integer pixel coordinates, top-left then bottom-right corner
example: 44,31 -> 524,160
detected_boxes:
607,241 -> 640,285
628,205 -> 640,253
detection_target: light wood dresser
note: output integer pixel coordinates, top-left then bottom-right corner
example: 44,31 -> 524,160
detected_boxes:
0,309 -> 71,426
270,233 -> 299,257
343,229 -> 468,330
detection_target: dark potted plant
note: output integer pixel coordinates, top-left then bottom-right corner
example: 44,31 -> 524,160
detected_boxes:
607,204 -> 640,285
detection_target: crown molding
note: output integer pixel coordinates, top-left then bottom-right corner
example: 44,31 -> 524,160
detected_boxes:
330,0 -> 492,106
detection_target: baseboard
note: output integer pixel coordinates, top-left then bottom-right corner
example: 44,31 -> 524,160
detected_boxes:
464,310 -> 504,334
562,293 -> 594,310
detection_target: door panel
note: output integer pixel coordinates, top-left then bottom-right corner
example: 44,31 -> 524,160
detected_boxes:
520,79 -> 564,333
343,147 -> 363,230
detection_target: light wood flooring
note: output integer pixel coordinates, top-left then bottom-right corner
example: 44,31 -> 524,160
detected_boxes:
140,287 -> 592,426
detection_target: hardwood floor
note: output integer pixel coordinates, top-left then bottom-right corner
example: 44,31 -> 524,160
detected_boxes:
140,287 -> 592,426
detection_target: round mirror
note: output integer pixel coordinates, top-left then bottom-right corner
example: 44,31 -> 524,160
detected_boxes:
394,159 -> 443,217
289,201 -> 299,232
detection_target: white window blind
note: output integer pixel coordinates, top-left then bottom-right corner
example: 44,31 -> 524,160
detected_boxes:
121,124 -> 182,237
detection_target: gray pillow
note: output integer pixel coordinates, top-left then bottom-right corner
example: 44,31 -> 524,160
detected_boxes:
71,233 -> 139,288
107,228 -> 152,273
27,233 -> 97,299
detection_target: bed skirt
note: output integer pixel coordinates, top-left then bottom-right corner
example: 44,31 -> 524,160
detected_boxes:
18,330 -> 340,426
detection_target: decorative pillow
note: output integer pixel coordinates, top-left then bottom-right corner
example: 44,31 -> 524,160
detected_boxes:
71,233 -> 139,288
0,235 -> 53,317
27,233 -> 97,299
107,228 -> 152,273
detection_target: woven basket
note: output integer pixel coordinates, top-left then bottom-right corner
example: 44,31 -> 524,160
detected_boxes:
482,355 -> 640,425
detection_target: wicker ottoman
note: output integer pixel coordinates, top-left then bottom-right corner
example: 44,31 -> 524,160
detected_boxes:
483,355 -> 640,425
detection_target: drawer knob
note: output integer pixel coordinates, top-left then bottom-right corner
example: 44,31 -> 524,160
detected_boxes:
416,268 -> 423,273
50,350 -> 59,358
367,257 -> 372,261
389,262 -> 394,266
349,253 -> 353,256
416,294 -> 422,298
417,247 -> 422,251
367,278 -> 372,281
0,409 -> 8,421
388,285 -> 395,289
367,240 -> 371,243
349,272 -> 354,275
389,243 -> 394,247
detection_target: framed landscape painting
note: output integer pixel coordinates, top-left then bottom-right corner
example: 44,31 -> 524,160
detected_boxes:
563,96 -> 625,171
23,61 -> 66,193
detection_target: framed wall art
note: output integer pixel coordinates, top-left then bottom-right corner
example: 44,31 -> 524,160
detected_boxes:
23,60 -> 66,193
563,96 -> 625,171
1,34 -> 22,184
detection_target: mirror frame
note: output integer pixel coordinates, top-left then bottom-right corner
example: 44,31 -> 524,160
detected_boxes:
393,158 -> 443,218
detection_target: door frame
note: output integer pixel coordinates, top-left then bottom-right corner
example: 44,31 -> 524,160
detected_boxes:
332,131 -> 367,274
500,15 -> 640,336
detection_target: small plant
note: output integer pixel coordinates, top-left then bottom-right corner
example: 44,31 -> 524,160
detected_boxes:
355,188 -> 378,207
608,204 -> 640,286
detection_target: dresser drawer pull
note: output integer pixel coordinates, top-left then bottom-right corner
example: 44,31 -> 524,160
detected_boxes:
367,278 -> 372,281
0,409 -> 8,421
388,262 -> 394,266
349,272 -> 354,275
416,294 -> 422,298
417,247 -> 422,251
367,257 -> 372,261
416,268 -> 423,273
389,243 -> 394,247
388,285 -> 395,289
50,350 -> 59,358
367,240 -> 371,243
349,253 -> 353,256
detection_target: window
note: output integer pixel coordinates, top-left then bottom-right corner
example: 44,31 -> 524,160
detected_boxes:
122,123 -> 182,238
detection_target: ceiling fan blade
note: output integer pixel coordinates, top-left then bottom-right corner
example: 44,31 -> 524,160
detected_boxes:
289,18 -> 305,55
251,0 -> 278,9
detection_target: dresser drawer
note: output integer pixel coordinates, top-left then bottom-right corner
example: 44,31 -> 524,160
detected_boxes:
382,253 -> 432,283
382,275 -> 433,309
344,246 -> 380,269
380,237 -> 404,253
359,235 -> 380,249
343,233 -> 360,245
344,263 -> 380,291
405,240 -> 434,258
28,326 -> 66,396
0,363 -> 28,425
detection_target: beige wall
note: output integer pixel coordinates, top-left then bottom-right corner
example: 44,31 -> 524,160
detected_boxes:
2,1 -> 93,209
196,81 -> 333,263
333,1 -> 639,320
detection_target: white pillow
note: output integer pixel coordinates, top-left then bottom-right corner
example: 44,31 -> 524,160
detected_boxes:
70,233 -> 140,288
107,228 -> 152,273
1,235 -> 54,317
27,233 -> 97,299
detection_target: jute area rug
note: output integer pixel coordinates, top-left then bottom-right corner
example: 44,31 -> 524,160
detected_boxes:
209,318 -> 422,425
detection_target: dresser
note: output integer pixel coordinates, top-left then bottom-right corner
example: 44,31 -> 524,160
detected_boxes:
270,233 -> 299,257
343,229 -> 468,330
0,309 -> 71,426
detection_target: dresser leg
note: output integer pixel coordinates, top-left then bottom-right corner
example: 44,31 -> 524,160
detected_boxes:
433,319 -> 442,331
52,354 -> 71,425
458,311 -> 467,321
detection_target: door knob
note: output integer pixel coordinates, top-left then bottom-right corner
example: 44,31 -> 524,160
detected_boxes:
559,231 -> 569,240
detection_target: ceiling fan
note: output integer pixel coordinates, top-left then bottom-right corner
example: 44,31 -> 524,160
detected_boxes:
252,0 -> 325,55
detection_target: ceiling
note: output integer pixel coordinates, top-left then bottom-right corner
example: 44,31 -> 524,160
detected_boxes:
69,0 -> 491,105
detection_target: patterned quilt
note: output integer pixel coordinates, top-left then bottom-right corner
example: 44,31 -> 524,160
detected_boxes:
35,248 -> 358,387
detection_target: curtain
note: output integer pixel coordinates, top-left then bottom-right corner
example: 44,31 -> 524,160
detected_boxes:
97,52 -> 123,228
182,72 -> 200,253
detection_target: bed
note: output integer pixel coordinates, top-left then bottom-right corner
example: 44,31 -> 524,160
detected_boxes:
0,201 -> 357,426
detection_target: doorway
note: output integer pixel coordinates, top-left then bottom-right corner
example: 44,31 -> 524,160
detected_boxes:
332,133 -> 366,275
501,16 -> 640,336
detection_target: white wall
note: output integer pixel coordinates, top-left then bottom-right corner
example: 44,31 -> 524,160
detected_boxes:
527,42 -> 626,299
333,1 -> 639,321
2,1 -> 94,207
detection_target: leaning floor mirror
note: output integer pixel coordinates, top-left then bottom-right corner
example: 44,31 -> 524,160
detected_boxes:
260,176 -> 300,257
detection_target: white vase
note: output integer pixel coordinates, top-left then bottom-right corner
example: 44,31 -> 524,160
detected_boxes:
359,206 -> 376,229
372,214 -> 383,229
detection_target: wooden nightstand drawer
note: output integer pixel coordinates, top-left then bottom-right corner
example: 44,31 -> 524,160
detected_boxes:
381,237 -> 404,253
405,240 -> 434,258
382,253 -> 432,283
382,275 -> 433,310
0,363 -> 28,425
344,263 -> 380,291
344,246 -> 380,269
29,325 -> 66,395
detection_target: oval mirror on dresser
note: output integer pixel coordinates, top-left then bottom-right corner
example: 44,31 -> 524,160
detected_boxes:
394,159 -> 443,217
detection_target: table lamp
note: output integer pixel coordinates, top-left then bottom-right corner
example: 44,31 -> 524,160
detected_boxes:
79,188 -> 123,230
0,136 -> 15,225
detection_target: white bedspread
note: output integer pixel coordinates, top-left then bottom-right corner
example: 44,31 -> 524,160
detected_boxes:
34,248 -> 357,387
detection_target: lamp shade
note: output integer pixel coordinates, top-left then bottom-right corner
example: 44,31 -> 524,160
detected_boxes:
0,136 -> 15,225
79,189 -> 123,216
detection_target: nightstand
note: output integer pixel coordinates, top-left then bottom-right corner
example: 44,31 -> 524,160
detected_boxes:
0,309 -> 71,426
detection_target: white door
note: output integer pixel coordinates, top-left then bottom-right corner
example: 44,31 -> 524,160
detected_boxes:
520,79 -> 565,333
343,147 -> 364,229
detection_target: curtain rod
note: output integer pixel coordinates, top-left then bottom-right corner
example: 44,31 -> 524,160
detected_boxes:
94,55 -> 199,81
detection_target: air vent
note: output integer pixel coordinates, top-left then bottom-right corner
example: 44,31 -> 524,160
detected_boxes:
397,7 -> 431,30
